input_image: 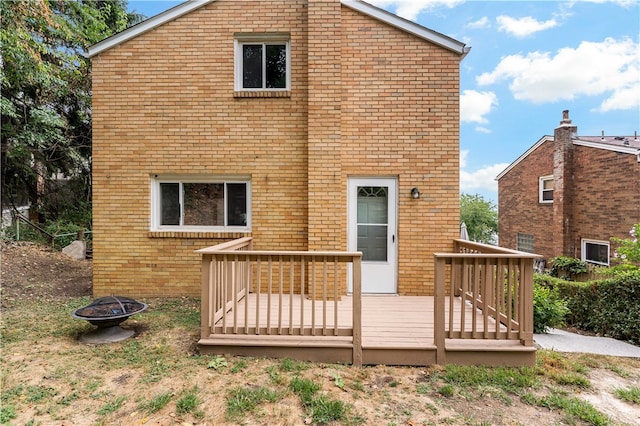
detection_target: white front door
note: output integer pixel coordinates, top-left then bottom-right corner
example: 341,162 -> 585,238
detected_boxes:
348,178 -> 397,293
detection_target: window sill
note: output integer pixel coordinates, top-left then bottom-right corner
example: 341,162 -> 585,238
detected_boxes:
234,90 -> 291,98
149,231 -> 251,239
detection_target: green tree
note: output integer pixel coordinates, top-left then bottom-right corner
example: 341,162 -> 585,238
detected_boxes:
0,0 -> 142,223
460,193 -> 498,244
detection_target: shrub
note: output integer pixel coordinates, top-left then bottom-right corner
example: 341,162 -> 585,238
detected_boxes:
552,271 -> 640,344
549,256 -> 588,281
533,277 -> 569,333
611,223 -> 640,267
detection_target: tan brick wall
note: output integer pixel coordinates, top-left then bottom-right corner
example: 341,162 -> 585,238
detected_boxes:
92,0 -> 462,297
341,7 -> 460,295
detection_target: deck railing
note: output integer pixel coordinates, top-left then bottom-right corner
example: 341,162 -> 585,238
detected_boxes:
197,238 -> 363,364
434,240 -> 541,363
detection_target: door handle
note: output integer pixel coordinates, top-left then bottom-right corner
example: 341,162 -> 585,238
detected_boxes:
392,235 -> 395,243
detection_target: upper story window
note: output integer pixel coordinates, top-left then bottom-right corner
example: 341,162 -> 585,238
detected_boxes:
539,175 -> 553,203
582,239 -> 609,266
235,34 -> 290,91
152,176 -> 250,232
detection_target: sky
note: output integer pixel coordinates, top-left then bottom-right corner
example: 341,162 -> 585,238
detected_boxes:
127,0 -> 640,203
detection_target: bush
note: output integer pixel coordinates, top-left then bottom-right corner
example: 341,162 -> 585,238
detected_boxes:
552,271 -> 640,344
549,256 -> 588,281
533,277 -> 569,333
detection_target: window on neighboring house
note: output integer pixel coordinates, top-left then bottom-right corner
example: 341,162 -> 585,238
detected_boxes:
517,233 -> 535,253
581,239 -> 609,266
539,175 -> 553,203
235,34 -> 290,91
152,177 -> 250,231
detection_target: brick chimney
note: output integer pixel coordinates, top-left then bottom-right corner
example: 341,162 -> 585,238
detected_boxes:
552,110 -> 577,257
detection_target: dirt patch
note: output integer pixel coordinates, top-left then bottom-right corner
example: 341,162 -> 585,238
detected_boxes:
1,241 -> 92,307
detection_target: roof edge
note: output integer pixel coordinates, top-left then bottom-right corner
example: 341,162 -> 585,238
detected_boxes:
573,139 -> 640,156
495,135 -> 553,181
88,0 -> 216,57
496,136 -> 640,181
341,0 -> 469,56
88,0 -> 469,58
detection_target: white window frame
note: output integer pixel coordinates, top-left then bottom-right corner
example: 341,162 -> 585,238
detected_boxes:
539,175 -> 553,204
581,238 -> 610,266
151,175 -> 251,232
234,33 -> 291,91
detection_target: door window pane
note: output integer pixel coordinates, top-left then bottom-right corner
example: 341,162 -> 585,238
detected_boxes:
357,186 -> 388,261
357,224 -> 388,261
183,183 -> 223,226
160,183 -> 180,225
357,187 -> 388,224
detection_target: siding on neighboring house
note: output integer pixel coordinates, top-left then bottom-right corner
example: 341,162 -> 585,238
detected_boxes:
497,111 -> 640,263
91,0 -> 462,297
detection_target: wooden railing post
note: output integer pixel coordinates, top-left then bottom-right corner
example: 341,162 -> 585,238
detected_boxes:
200,253 -> 212,339
434,255 -> 446,365
520,258 -> 534,346
352,255 -> 363,367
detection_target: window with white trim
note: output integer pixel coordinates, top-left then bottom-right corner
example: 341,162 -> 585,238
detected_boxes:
152,177 -> 250,231
235,34 -> 290,91
581,239 -> 609,266
539,175 -> 553,203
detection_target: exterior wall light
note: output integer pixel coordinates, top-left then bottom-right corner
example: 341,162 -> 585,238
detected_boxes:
411,187 -> 420,199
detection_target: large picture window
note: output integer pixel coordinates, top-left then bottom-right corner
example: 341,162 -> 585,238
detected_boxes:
581,239 -> 609,266
153,177 -> 250,231
235,34 -> 290,91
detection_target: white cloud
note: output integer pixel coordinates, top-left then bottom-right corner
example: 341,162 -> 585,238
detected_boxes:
367,0 -> 462,21
476,37 -> 640,112
496,15 -> 559,38
460,151 -> 509,194
466,16 -> 490,29
475,126 -> 492,134
460,90 -> 498,124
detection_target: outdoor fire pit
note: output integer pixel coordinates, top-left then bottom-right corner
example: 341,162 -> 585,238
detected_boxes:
72,296 -> 147,344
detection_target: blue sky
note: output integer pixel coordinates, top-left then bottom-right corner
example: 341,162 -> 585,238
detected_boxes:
128,0 -> 640,203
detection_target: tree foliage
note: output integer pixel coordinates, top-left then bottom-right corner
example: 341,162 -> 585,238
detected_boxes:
0,0 -> 142,223
460,193 -> 498,244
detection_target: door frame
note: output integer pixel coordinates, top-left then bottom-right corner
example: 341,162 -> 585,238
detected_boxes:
347,177 -> 398,294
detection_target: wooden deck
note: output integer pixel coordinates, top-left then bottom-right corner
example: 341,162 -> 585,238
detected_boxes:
197,238 -> 539,367
198,294 -> 536,366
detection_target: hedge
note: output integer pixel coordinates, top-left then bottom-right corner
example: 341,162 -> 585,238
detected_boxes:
534,271 -> 640,345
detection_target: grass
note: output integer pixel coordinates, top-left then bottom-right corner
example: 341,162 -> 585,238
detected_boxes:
226,385 -> 281,421
530,390 -> 611,426
614,385 -> 640,404
3,291 -> 639,426
176,386 -> 203,417
138,391 -> 173,414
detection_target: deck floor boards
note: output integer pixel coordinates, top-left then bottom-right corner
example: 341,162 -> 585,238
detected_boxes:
213,294 -> 508,349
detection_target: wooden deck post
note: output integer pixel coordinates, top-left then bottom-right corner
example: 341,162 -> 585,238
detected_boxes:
520,258 -> 534,346
434,256 -> 446,365
352,255 -> 363,367
200,254 -> 212,339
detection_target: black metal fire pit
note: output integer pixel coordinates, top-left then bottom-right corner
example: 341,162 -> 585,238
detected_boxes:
72,296 -> 147,344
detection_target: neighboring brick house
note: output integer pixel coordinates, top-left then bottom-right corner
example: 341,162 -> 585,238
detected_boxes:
497,110 -> 640,266
89,0 -> 470,297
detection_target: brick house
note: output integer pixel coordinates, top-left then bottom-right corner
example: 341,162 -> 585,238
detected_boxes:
497,110 -> 640,266
89,0 -> 470,298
